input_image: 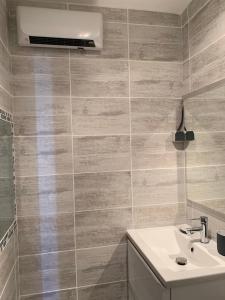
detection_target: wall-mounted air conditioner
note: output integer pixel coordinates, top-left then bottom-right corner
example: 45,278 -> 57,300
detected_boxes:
16,6 -> 103,50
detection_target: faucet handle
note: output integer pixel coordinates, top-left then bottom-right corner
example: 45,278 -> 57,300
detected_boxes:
200,216 -> 208,224
190,216 -> 208,223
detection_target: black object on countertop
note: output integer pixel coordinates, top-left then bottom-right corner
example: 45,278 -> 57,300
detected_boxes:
217,231 -> 225,256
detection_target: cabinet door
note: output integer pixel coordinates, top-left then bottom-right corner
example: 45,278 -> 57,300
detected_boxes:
171,279 -> 225,300
128,241 -> 170,300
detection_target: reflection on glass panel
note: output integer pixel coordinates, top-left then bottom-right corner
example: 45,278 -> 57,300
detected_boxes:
0,119 -> 15,241
184,83 -> 225,218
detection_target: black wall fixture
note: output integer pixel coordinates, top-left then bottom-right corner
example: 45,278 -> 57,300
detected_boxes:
174,104 -> 195,142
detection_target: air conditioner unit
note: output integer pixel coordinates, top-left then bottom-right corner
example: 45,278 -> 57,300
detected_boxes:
16,6 -> 103,50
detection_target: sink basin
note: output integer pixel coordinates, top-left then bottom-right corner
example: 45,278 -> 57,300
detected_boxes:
127,225 -> 225,287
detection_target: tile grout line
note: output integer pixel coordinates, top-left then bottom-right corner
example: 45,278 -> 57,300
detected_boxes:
185,32 -> 225,74
186,7 -> 191,94
14,132 -> 183,138
14,166 -> 187,179
20,280 -> 128,298
18,243 -> 128,259
127,9 -> 134,229
13,96 -> 182,99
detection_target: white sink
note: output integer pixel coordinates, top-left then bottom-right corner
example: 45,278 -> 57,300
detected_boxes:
127,225 -> 225,287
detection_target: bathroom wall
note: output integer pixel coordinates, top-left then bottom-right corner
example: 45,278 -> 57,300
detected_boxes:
8,1 -> 185,299
184,84 -> 225,240
182,0 -> 225,93
0,0 -> 18,300
182,0 -> 225,238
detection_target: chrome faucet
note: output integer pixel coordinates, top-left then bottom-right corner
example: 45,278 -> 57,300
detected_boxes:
180,216 -> 209,244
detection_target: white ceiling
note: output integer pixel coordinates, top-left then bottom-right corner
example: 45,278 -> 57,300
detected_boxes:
74,0 -> 192,14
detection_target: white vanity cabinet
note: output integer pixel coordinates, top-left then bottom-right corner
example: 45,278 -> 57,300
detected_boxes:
128,241 -> 225,300
128,241 -> 170,300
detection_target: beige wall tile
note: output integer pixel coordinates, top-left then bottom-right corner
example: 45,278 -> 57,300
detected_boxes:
182,24 -> 189,61
74,171 -> 131,211
14,115 -> 71,136
13,96 -> 70,116
71,22 -> 128,60
191,62 -> 225,91
133,203 -> 186,228
185,98 -> 225,132
20,289 -> 77,300
189,0 -> 225,57
0,235 -> 16,296
0,8 -> 8,48
19,251 -> 76,295
73,135 -> 130,173
183,60 -> 190,95
130,61 -> 182,98
0,178 -> 14,222
188,0 -> 210,19
0,66 -> 11,93
0,88 -> 12,113
190,36 -> 225,78
77,244 -> 127,286
131,98 -> 181,133
12,56 -> 69,77
14,136 -> 73,176
76,208 -> 132,248
71,59 -> 128,97
0,41 -> 10,74
69,4 -> 127,23
186,165 -> 225,202
16,175 -> 74,217
128,9 -> 181,26
72,98 -> 129,135
0,266 -> 17,300
132,134 -> 184,170
9,4 -> 186,300
133,169 -> 185,206
181,8 -> 188,26
185,131 -> 225,168
18,213 -> 75,255
129,24 -> 182,62
12,75 -> 70,97
78,281 -> 127,300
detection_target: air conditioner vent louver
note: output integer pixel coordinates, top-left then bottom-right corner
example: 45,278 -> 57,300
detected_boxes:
29,36 -> 96,48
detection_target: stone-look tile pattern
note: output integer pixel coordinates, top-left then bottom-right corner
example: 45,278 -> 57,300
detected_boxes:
183,0 -> 225,93
74,172 -> 131,211
77,244 -> 127,286
0,0 -> 17,299
0,234 -> 18,300
19,251 -> 76,295
10,1 -> 184,299
184,83 -> 225,233
184,81 -> 225,244
20,289 -> 77,300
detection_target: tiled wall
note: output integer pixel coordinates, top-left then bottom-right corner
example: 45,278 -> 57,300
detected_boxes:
0,0 -> 18,299
184,84 -> 225,239
8,0 -> 186,299
182,0 -> 225,93
182,0 -> 225,237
